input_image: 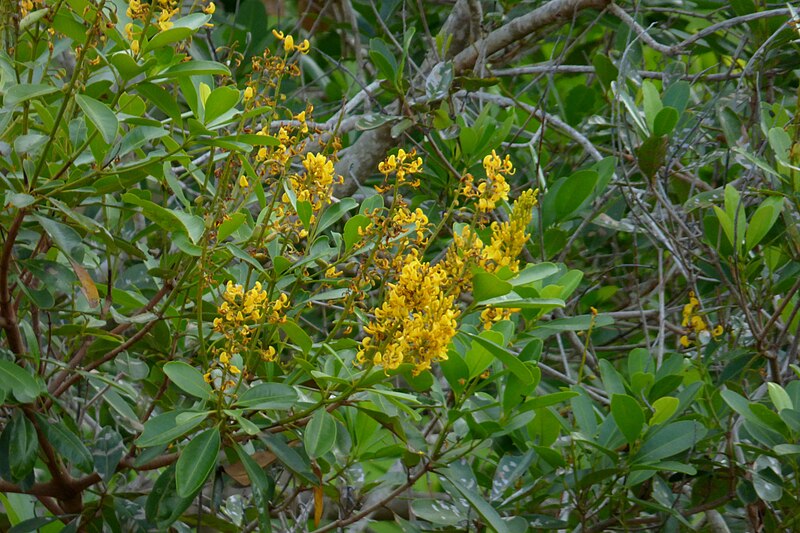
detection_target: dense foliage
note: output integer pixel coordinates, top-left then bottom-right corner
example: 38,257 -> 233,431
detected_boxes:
2,0 -> 800,531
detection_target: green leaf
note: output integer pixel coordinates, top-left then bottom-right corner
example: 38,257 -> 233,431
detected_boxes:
144,13 -> 211,52
519,391 -> 579,412
317,198 -> 358,234
637,135 -> 668,179
554,170 -> 598,221
344,214 -> 370,250
634,421 -> 707,463
369,38 -> 398,82
510,263 -> 559,286
233,444 -> 274,531
4,84 -> 59,107
261,435 -> 316,485
33,215 -> 83,261
649,396 -> 679,425
122,193 -> 205,244
145,464 -> 196,527
473,271 -> 513,301
136,410 -> 206,447
203,86 -> 240,125
281,320 -> 313,355
38,416 -> 93,472
19,7 -> 48,30
154,60 -> 231,80
175,428 -> 220,498
652,106 -> 679,136
662,81 -> 690,116
75,94 -> 118,144
0,361 -> 43,403
720,389 -> 761,425
769,127 -> 791,165
296,200 -> 313,230
92,427 -> 125,484
592,54 -> 618,89
611,394 -> 645,445
304,410 -> 336,459
3,412 -> 38,481
135,83 -> 182,122
712,206 -> 735,249
217,212 -> 247,242
745,197 -> 784,251
236,383 -> 298,410
441,466 -> 509,533
641,80 -> 663,132
163,361 -> 212,399
466,332 -> 534,384
768,382 -> 793,411
411,499 -> 463,525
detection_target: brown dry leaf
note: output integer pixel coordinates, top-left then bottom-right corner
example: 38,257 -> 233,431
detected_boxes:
69,258 -> 99,308
314,485 -> 323,527
223,450 -> 277,486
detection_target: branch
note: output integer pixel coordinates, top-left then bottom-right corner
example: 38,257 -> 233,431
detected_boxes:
609,4 -> 793,56
469,91 -> 603,161
452,0 -> 611,73
47,281 -> 173,395
51,318 -> 160,398
492,64 -> 782,82
0,209 -> 27,355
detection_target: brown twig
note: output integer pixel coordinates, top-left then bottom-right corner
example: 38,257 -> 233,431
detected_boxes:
0,209 -> 27,355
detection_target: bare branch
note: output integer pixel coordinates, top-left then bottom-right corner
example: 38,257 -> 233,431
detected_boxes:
452,0 -> 611,73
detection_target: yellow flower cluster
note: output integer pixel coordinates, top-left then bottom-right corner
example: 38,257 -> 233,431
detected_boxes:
210,281 -> 288,380
126,0 -> 179,30
461,150 -> 514,212
679,291 -> 723,347
20,0 -> 40,17
292,152 -> 341,211
441,188 -> 537,293
126,0 -> 150,21
377,149 -> 423,191
481,188 -> 539,273
213,281 -> 288,332
357,254 -> 459,375
272,29 -> 311,54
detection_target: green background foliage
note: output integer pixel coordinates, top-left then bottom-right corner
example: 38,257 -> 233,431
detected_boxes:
2,0 -> 800,531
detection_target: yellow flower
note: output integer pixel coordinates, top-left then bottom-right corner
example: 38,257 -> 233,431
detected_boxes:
239,174 -> 249,188
377,148 -> 423,190
357,255 -> 459,375
480,306 -> 518,330
243,86 -> 254,101
461,150 -> 515,212
296,39 -> 311,54
204,1 -> 215,14
130,40 -> 140,54
272,29 -> 311,55
261,346 -> 276,362
679,291 -> 718,347
481,188 -> 538,273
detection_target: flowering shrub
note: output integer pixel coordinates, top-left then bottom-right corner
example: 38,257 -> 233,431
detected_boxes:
2,0 -> 800,531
